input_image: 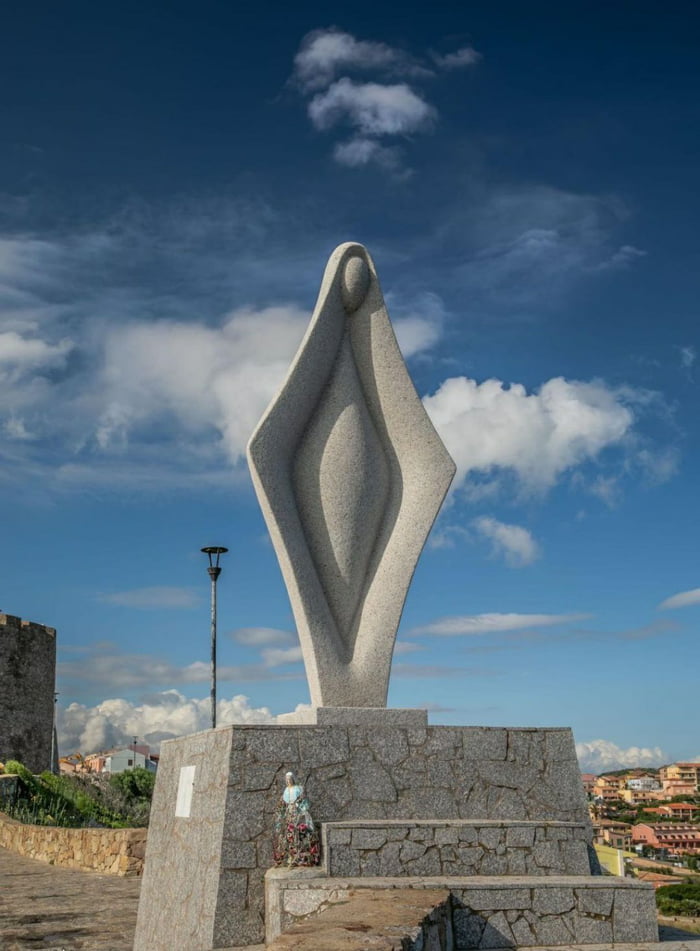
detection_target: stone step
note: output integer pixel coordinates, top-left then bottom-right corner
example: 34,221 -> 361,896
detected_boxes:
266,886 -> 452,950
264,870 -> 659,948
322,819 -> 593,878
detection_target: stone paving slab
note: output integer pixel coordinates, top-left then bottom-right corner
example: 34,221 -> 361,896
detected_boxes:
0,845 -> 140,950
477,944 -> 700,951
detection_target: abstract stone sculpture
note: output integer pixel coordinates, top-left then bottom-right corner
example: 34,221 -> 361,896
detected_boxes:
247,242 -> 455,708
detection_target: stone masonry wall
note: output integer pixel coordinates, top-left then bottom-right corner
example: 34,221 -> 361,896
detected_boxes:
136,723 -> 591,950
218,724 -> 589,947
323,820 -> 592,878
0,811 -> 146,876
268,875 -> 657,949
0,614 -> 56,773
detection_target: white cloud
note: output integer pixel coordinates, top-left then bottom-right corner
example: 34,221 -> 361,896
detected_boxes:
409,612 -> 589,637
333,137 -> 404,173
98,586 -> 199,609
97,305 -> 309,465
635,446 -> 680,485
679,345 -> 696,370
0,331 -> 73,373
292,29 -> 482,173
576,739 -> 668,772
261,645 -> 304,667
391,292 -> 445,358
230,627 -> 295,646
472,516 -> 540,566
58,645 -> 301,690
440,187 -> 647,308
592,244 -> 647,271
293,28 -> 421,92
308,79 -> 436,136
428,524 -> 472,549
58,690 -> 274,755
423,375 -> 635,495
431,46 -> 482,70
658,587 -> 700,611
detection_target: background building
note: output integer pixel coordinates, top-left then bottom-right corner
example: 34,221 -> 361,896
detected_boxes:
0,614 -> 56,773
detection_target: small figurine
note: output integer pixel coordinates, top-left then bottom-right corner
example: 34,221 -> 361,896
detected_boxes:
272,770 -> 320,867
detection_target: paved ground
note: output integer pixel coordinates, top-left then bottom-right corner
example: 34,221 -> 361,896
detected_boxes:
1,844 -> 699,951
0,846 -> 140,950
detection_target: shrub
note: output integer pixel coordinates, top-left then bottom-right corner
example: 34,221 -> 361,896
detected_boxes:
2,761 -> 154,828
656,882 -> 700,917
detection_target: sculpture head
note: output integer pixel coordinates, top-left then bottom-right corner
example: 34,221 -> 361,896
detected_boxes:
285,771 -> 295,786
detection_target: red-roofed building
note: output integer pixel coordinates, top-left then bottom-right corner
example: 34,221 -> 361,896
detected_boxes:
631,822 -> 700,855
646,803 -> 698,821
581,773 -> 596,795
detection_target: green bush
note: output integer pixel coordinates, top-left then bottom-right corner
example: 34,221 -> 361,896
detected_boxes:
656,882 -> 700,917
2,761 -> 154,828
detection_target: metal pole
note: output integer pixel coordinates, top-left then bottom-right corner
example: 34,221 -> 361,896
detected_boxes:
201,546 -> 227,732
50,691 -> 58,774
208,566 -> 220,729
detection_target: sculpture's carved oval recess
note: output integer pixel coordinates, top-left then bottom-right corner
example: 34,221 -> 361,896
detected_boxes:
341,254 -> 370,313
293,335 -> 390,647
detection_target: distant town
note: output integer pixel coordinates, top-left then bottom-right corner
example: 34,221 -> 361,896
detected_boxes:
583,761 -> 700,881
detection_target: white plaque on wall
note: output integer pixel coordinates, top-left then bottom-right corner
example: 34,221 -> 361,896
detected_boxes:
175,765 -> 196,818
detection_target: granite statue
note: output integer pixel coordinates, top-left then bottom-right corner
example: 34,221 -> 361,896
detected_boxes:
247,242 -> 456,708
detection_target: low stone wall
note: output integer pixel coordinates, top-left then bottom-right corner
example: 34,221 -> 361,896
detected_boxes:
266,871 -> 659,948
0,811 -> 146,876
323,820 -> 592,878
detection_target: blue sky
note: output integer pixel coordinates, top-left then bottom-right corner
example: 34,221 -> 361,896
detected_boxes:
1,2 -> 698,771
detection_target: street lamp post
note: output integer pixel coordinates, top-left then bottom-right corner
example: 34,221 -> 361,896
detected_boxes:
201,546 -> 228,729
50,691 -> 58,774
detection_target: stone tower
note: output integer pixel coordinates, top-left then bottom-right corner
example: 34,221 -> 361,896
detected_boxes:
0,614 -> 56,773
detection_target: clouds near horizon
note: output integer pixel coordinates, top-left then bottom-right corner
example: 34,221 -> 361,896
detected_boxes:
58,691 -> 275,755
576,739 -> 669,772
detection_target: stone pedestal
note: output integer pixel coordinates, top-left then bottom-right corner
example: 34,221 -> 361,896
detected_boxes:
134,719 -> 655,950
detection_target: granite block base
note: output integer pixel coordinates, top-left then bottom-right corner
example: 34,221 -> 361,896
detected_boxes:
134,720 -> 604,950
265,872 -> 659,947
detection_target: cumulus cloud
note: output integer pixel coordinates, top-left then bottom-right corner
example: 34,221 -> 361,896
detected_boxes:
423,375 -> 635,496
292,28 -> 479,173
658,587 -> 700,610
96,305 -> 309,464
98,586 -> 199,609
409,612 -> 589,637
308,79 -> 436,136
576,739 -> 668,772
293,28 -> 425,91
472,516 -> 540,566
58,690 -> 274,755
